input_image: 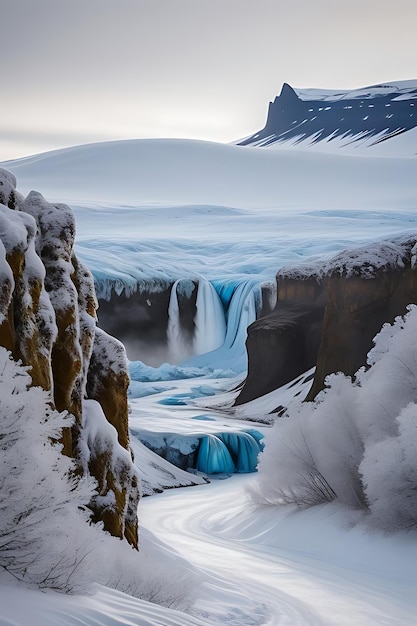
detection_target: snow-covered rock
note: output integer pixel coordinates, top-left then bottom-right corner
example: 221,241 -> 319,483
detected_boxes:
0,167 -> 139,547
238,235 -> 417,404
239,79 -> 417,155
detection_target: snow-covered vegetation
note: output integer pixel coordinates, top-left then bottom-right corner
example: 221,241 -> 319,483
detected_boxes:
0,348 -> 97,591
0,347 -> 198,611
256,306 -> 417,530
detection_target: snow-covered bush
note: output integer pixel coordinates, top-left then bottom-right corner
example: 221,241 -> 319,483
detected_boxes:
0,347 -> 100,592
255,305 -> 417,530
0,346 -> 200,607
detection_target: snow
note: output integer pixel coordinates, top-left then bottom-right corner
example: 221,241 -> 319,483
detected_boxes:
0,239 -> 14,324
0,203 -> 33,254
2,128 -> 417,624
294,79 -> 417,102
3,139 -> 417,212
2,473 -> 417,625
139,477 -> 417,625
277,234 -> 414,280
80,399 -> 133,469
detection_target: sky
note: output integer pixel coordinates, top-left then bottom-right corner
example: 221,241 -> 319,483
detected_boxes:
2,0 -> 417,161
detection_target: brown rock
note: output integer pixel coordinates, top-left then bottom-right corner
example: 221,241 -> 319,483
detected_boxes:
0,169 -> 139,548
236,276 -> 325,405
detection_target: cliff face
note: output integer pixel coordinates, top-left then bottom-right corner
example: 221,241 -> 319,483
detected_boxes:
96,280 -> 198,364
236,277 -> 324,404
305,242 -> 417,401
0,168 -> 138,547
239,237 -> 417,405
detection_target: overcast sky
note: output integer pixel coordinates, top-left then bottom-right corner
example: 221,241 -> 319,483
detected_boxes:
2,0 -> 417,160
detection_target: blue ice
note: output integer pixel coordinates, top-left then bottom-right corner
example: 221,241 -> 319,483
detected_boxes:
196,430 -> 264,474
191,414 -> 216,421
129,360 -> 236,383
158,397 -> 187,406
196,434 -> 235,474
218,432 -> 263,473
244,429 -> 265,450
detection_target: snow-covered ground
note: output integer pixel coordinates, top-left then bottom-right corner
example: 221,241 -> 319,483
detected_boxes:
2,133 -> 417,624
2,474 -> 417,625
141,477 -> 417,625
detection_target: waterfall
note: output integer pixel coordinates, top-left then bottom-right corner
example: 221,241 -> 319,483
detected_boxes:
167,279 -> 193,363
181,278 -> 260,373
193,278 -> 227,355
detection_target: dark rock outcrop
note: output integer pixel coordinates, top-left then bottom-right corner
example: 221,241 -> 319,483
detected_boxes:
236,303 -> 324,405
306,241 -> 417,400
0,168 -> 139,548
236,276 -> 324,404
238,80 -> 417,149
238,237 -> 417,405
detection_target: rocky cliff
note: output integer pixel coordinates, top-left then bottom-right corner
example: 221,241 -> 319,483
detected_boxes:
238,79 -> 417,150
0,168 -> 139,547
237,237 -> 417,405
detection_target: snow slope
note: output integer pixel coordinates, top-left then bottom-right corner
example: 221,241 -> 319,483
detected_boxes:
141,477 -> 417,625
2,475 -> 416,625
3,138 -> 417,209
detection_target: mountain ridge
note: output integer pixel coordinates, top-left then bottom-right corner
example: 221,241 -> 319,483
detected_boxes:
238,79 -> 417,152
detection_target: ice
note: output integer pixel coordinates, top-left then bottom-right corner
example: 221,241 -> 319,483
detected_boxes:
191,414 -> 216,421
158,396 -> 188,406
218,431 -> 263,473
128,361 -> 236,388
135,427 -> 262,476
193,279 -> 226,355
181,279 -> 259,373
196,434 -> 235,475
127,381 -> 175,398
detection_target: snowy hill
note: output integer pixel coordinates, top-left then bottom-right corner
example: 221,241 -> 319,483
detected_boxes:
238,79 -> 417,155
3,136 -> 417,209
